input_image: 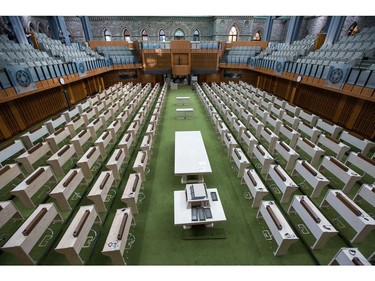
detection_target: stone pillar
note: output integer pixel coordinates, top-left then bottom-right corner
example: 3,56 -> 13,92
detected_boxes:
5,16 -> 28,45
321,16 -> 332,34
263,16 -> 274,42
324,16 -> 346,45
284,16 -> 303,45
80,16 -> 93,42
48,16 -> 71,45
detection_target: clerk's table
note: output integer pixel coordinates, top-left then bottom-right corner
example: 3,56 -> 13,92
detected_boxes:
174,183 -> 226,229
174,131 -> 212,183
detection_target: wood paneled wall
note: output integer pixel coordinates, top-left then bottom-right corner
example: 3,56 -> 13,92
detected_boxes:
0,88 -> 67,142
191,53 -> 218,70
294,85 -> 341,120
143,53 -> 171,69
88,40 -> 132,50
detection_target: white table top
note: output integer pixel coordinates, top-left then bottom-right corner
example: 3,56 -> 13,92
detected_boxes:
174,131 -> 212,176
176,108 -> 193,112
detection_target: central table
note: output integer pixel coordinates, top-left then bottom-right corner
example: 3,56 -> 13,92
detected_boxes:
176,108 -> 194,119
174,131 -> 212,183
176,96 -> 190,106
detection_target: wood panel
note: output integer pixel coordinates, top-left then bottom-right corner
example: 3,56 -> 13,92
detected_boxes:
294,84 -> 341,120
0,103 -> 21,142
353,102 -> 375,140
88,40 -> 131,50
274,79 -> 292,101
14,89 -> 67,128
143,53 -> 171,70
191,53 -> 218,70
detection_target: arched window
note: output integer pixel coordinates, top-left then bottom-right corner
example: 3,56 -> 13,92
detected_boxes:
124,29 -> 131,42
347,21 -> 359,36
159,29 -> 166,41
174,29 -> 185,40
104,29 -> 111,41
193,29 -> 200,41
253,30 -> 262,41
142,29 -> 148,41
228,25 -> 238,42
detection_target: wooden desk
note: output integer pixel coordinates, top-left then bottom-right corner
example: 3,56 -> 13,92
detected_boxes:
87,171 -> 115,213
317,134 -> 350,161
288,195 -> 338,250
251,144 -> 274,175
45,115 -> 66,134
132,151 -> 148,182
231,148 -> 250,178
116,110 -> 129,126
101,208 -> 135,265
49,168 -> 86,211
320,190 -> 375,243
0,163 -> 24,190
11,166 -> 56,208
55,205 -> 101,265
345,152 -> 375,179
0,140 -> 26,166
241,130 -> 258,154
107,119 -> 121,141
266,164 -> 299,203
127,121 -> 140,139
0,200 -> 23,229
260,127 -> 279,153
20,125 -> 50,149
295,137 -> 325,166
121,173 -> 143,215
329,248 -> 371,265
118,132 -> 134,155
241,169 -> 269,208
266,115 -> 282,135
140,135 -> 153,158
86,117 -> 104,140
94,130 -> 113,157
47,144 -> 76,176
282,113 -> 300,130
15,142 -> 51,174
319,156 -> 362,194
297,122 -> 322,143
249,116 -> 264,139
257,201 -> 299,256
45,126 -> 72,153
233,119 -> 246,140
106,148 -> 127,180
316,119 -> 343,139
2,203 -> 62,264
354,184 -> 375,208
63,107 -> 80,123
66,116 -> 85,138
274,141 -> 300,171
70,129 -> 93,155
81,108 -> 97,126
292,160 -> 330,198
76,146 -> 102,178
339,131 -> 375,155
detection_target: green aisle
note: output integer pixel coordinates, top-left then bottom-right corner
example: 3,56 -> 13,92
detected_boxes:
125,85 -> 316,265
